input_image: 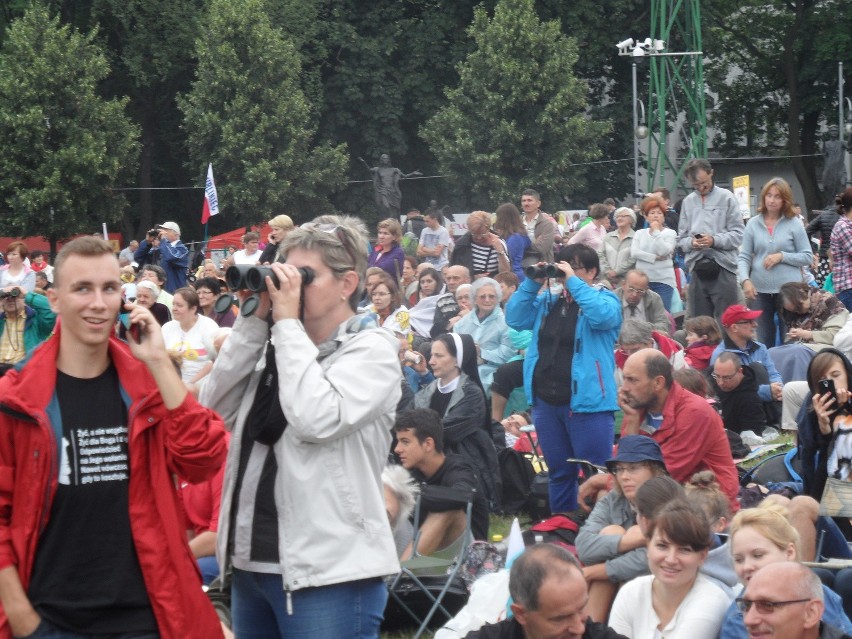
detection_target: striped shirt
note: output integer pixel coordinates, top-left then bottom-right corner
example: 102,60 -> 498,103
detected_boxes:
830,215 -> 852,293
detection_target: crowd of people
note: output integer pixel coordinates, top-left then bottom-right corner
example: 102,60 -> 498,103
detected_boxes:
1,161 -> 852,638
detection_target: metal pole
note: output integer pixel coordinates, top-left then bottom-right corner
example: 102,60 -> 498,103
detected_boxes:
633,61 -> 640,196
840,61 -> 845,144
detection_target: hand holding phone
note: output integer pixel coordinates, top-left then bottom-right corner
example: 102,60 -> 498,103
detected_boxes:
818,378 -> 839,410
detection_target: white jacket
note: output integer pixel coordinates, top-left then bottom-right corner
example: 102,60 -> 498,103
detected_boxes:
201,313 -> 401,592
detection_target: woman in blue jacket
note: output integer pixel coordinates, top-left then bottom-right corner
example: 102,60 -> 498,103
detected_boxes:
505,244 -> 622,513
738,177 -> 813,347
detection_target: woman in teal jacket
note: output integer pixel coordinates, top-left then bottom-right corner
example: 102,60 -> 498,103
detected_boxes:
505,244 -> 621,512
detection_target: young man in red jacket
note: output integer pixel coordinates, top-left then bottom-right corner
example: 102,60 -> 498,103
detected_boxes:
0,236 -> 227,639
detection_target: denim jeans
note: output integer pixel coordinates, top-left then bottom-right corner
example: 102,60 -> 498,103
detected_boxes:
19,618 -> 158,639
231,569 -> 387,639
196,556 -> 220,586
838,289 -> 852,312
530,401 -> 613,512
748,291 -> 784,347
648,282 -> 674,312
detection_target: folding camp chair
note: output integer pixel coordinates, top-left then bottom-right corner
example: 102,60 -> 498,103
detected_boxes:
387,485 -> 476,638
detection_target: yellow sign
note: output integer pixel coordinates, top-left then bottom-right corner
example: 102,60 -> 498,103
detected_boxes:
732,175 -> 751,217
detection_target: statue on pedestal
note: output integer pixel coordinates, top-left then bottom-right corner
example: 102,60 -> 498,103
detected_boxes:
359,154 -> 421,218
822,125 -> 850,206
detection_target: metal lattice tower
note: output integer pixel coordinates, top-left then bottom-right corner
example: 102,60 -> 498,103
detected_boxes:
644,0 -> 706,194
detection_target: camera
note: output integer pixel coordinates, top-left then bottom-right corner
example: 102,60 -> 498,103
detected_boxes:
146,228 -> 158,238
0,287 -> 21,300
524,263 -> 559,279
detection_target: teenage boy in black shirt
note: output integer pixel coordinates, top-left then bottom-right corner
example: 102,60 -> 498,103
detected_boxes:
394,408 -> 489,560
0,236 -> 227,639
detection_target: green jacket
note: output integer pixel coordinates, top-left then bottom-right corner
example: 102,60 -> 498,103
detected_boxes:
0,292 -> 56,358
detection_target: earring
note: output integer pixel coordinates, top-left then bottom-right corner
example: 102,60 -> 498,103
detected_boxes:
341,295 -> 347,301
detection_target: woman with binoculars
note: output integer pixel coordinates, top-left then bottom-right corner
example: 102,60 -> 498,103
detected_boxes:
505,243 -> 622,515
201,215 -> 400,638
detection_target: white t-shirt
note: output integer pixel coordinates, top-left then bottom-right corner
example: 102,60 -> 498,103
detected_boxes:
609,574 -> 731,639
161,314 -> 219,382
232,249 -> 260,265
419,226 -> 450,269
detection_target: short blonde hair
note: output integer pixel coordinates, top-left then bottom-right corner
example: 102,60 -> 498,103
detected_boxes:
268,214 -> 294,231
377,218 -> 402,241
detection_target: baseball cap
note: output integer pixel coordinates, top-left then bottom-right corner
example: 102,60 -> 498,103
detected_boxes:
605,435 -> 666,472
720,304 -> 761,327
157,221 -> 181,235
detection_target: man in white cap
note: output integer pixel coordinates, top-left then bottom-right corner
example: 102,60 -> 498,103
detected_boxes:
156,222 -> 188,293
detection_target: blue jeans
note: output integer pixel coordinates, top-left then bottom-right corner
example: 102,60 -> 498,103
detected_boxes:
530,401 -> 613,512
649,282 -> 674,312
231,569 -> 387,639
19,618 -> 158,639
838,289 -> 852,312
748,292 -> 784,347
197,555 -> 220,586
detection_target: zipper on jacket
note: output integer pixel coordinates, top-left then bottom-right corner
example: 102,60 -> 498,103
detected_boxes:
596,361 -> 605,396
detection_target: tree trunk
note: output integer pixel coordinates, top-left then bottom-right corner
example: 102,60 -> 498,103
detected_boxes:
783,0 -> 821,213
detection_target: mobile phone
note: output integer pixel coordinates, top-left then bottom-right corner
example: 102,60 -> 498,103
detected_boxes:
818,378 -> 838,406
120,313 -> 143,342
694,233 -> 704,239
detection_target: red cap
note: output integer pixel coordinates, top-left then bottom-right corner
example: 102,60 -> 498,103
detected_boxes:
721,304 -> 762,327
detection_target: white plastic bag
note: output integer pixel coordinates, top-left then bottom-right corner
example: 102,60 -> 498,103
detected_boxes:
434,570 -> 510,638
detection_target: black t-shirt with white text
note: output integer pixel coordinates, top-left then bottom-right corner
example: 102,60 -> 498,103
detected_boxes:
28,366 -> 157,634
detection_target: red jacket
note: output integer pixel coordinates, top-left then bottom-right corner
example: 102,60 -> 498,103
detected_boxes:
0,326 -> 227,638
683,341 -> 716,371
615,331 -> 683,369
650,382 -> 740,513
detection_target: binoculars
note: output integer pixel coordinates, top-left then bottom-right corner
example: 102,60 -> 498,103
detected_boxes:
223,265 -> 316,317
524,263 -> 559,279
0,287 -> 21,300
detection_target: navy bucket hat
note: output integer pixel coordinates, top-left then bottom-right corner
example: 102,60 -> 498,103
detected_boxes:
605,435 -> 666,473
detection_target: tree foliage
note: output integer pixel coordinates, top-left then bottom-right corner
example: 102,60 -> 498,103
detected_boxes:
420,0 -> 611,210
180,0 -> 348,227
705,0 -> 852,211
0,5 -> 138,248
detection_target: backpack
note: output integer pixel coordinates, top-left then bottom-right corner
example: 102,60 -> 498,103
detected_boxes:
497,448 -> 536,515
401,220 -> 420,257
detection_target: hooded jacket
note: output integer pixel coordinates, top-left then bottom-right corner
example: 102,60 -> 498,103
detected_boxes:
0,325 -> 227,639
797,347 -> 852,500
505,275 -> 621,412
200,313 -> 402,596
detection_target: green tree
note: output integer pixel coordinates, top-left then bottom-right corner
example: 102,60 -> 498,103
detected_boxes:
420,0 -> 611,210
180,0 -> 348,227
0,5 -> 139,254
68,0 -> 206,241
705,0 -> 852,211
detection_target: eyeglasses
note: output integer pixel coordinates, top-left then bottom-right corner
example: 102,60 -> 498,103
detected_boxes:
691,177 -> 713,190
627,286 -> 647,296
736,598 -> 811,614
711,369 -> 741,382
371,291 -> 391,298
735,319 -> 758,326
611,463 -> 648,475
